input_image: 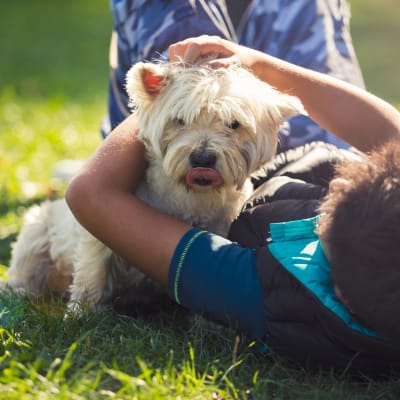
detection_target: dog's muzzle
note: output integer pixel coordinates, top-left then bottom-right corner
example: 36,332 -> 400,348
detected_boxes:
186,150 -> 223,188
186,167 -> 223,188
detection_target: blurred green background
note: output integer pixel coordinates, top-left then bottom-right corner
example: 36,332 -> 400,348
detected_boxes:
0,0 -> 399,263
1,1 -> 399,103
0,1 -> 110,102
349,0 -> 400,105
0,1 -> 110,198
0,0 -> 399,103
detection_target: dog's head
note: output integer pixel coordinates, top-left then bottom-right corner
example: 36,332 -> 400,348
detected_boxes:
126,62 -> 305,191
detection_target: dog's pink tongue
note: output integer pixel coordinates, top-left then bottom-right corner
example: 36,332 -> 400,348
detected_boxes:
186,168 -> 223,188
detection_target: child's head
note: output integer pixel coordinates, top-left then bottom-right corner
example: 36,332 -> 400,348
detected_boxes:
316,140 -> 400,344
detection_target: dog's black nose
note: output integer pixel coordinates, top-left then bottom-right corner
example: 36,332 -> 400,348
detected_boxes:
189,151 -> 217,168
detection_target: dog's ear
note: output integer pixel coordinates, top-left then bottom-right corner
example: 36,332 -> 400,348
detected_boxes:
142,70 -> 165,96
125,62 -> 171,107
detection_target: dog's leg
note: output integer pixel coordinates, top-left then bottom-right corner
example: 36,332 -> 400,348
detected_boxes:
67,230 -> 112,316
5,202 -> 72,301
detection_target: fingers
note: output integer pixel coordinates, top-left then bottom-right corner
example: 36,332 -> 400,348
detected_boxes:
203,58 -> 236,69
169,35 -> 235,66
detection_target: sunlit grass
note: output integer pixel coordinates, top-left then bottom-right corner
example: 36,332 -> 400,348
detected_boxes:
349,0 -> 400,106
0,0 -> 108,265
1,293 -> 398,400
0,90 -> 102,264
0,89 -> 101,197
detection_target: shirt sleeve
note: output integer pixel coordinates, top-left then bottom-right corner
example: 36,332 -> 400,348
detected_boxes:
168,228 -> 266,341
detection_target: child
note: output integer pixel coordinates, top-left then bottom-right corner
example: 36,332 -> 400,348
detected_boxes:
316,141 -> 400,346
66,37 -> 400,375
228,140 -> 400,375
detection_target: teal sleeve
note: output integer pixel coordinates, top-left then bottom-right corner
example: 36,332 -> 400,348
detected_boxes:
168,228 -> 266,340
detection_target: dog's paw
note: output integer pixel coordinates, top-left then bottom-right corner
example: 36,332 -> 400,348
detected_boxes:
64,299 -> 88,319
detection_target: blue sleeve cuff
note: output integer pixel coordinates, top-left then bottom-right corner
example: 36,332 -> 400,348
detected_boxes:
168,228 -> 266,340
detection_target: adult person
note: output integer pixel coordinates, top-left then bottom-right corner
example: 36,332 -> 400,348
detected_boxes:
66,37 -> 400,375
104,0 -> 365,151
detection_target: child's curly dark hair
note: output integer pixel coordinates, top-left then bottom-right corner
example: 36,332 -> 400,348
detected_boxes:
317,140 -> 400,345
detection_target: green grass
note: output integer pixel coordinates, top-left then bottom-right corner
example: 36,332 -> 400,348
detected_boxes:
1,296 -> 400,400
349,0 -> 400,106
1,0 -> 400,398
0,0 -> 108,262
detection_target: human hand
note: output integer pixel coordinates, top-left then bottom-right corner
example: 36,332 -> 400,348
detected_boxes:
169,35 -> 249,68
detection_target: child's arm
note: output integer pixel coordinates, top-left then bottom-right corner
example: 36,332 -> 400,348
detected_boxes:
66,117 -> 266,339
66,114 -> 191,286
169,35 -> 400,151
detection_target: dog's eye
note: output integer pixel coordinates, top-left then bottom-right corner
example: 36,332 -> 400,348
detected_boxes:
228,120 -> 240,130
177,118 -> 185,126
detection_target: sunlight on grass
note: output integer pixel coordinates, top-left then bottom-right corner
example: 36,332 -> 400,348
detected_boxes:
0,342 -> 102,399
0,307 -> 253,400
349,0 -> 400,104
0,342 -> 228,400
0,265 -> 7,280
104,346 -> 235,399
0,88 -> 102,198
0,88 -> 103,264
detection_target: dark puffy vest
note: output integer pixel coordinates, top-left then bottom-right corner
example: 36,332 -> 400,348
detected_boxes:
229,142 -> 400,377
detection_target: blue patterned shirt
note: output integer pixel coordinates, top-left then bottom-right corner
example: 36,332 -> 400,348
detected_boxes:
105,0 -> 365,151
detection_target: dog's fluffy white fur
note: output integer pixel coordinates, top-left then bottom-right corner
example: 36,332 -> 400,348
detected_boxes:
4,62 -> 304,313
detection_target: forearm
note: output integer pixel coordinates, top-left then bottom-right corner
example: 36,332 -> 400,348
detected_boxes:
170,36 -> 400,152
65,114 -> 191,285
249,52 -> 400,151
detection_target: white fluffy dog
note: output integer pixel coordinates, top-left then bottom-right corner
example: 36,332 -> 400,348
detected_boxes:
4,61 -> 304,314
